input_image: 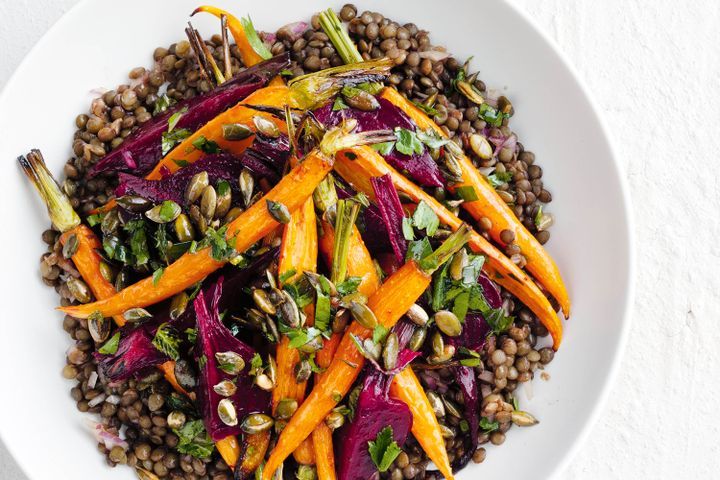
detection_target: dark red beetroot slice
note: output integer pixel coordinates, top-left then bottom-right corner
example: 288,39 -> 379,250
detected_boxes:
450,365 -> 479,470
335,371 -> 413,480
194,279 -> 270,441
88,53 -> 290,177
313,97 -> 445,187
371,174 -> 408,263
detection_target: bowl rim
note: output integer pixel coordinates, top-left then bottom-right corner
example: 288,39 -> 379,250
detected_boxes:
0,0 -> 635,478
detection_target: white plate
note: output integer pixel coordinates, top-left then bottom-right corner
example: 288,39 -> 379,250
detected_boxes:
0,0 -> 634,478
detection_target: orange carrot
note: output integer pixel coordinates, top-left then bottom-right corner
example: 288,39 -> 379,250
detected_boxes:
192,6 -> 285,87
333,146 -> 563,349
60,151 -> 334,319
235,431 -> 271,479
216,435 -> 242,468
380,87 -> 570,318
312,422 -> 337,480
146,86 -> 290,179
390,369 -> 454,480
261,260 -> 436,480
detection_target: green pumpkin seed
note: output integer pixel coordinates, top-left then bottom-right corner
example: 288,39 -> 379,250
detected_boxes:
511,410 -> 539,427
442,396 -> 462,418
497,96 -> 514,115
382,332 -> 399,370
267,355 -> 278,385
174,214 -> 195,242
146,201 -> 182,224
325,411 -> 345,430
218,398 -> 238,426
169,292 -> 189,320
469,133 -> 493,160
116,195 -> 152,212
223,206 -> 244,224
406,303 -> 428,326
444,152 -> 463,179
115,269 -> 130,291
101,209 -> 120,235
167,411 -> 186,430
349,301 -> 378,330
332,309 -> 349,334
215,181 -> 232,218
67,277 -> 92,303
431,331 -> 445,356
88,311 -> 110,343
123,307 -> 152,323
188,204 -> 207,235
363,338 -> 382,361
255,373 -> 274,391
298,335 -> 323,354
294,360 -> 312,383
213,380 -> 238,397
185,171 -> 209,204
242,413 -> 274,434
99,261 -> 114,283
456,80 -> 485,105
409,326 -> 427,352
253,289 -> 276,315
266,200 -> 291,224
536,212 -> 554,232
439,424 -> 456,439
429,345 -> 456,364
62,233 -> 79,259
215,351 -> 245,375
434,310 -> 462,337
449,250 -> 468,281
222,123 -> 253,141
277,291 -> 300,328
343,89 -> 380,111
200,185 -> 217,220
238,169 -> 254,207
253,116 -> 280,138
275,398 -> 299,420
427,391 -> 445,418
136,468 -> 160,480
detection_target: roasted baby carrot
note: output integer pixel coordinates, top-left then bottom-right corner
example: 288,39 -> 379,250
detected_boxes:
380,87 -> 570,318
60,150 -> 334,319
312,422 -> 337,480
261,227 -> 470,480
234,431 -> 271,479
146,86 -> 290,179
215,435 -> 242,468
333,146 -> 563,349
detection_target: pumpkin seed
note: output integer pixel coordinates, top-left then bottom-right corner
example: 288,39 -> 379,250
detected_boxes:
382,332 -> 399,370
427,391 -> 445,418
294,359 -> 312,383
332,309 -> 349,334
275,398 -> 298,420
222,123 -> 253,140
511,410 -> 539,427
169,292 -> 189,320
253,289 -> 277,315
439,424 -> 456,439
99,262 -> 114,283
456,80 -> 485,105
444,152 -> 463,179
116,195 -> 152,212
146,201 -> 181,224
238,169 -> 254,207
67,277 -> 92,303
218,398 -> 238,426
277,291 -> 301,328
88,311 -> 110,343
174,359 -> 197,391
200,185 -> 217,220
174,214 -> 195,242
469,133 -> 493,160
115,269 -> 130,291
123,307 -> 152,323
253,116 -> 280,138
406,303 -> 428,326
62,233 -> 79,258
449,250 -> 468,281
497,95 -> 514,115
442,396 -> 463,418
325,411 -> 345,430
167,411 -> 186,430
266,200 -> 291,224
213,380 -> 238,397
185,171 -> 209,204
136,468 -> 161,480
215,181 -> 232,218
101,209 -> 120,235
265,268 -> 278,290
241,413 -> 274,434
343,89 -> 380,111
434,310 -> 462,337
224,206 -> 244,224
363,338 -> 382,361
536,212 -> 554,232
215,351 -> 245,375
188,204 -> 207,235
409,326 -> 427,352
429,345 -> 456,364
298,335 -> 323,354
431,331 -> 445,357
349,301 -> 378,330
267,355 -> 278,385
255,373 -> 274,391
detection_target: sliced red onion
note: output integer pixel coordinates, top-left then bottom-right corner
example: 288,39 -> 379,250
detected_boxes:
88,393 -> 107,408
105,395 -> 121,405
121,151 -> 136,169
260,31 -> 277,45
276,21 -> 309,42
87,371 -> 98,389
478,370 -> 494,384
86,420 -> 128,451
418,49 -> 451,62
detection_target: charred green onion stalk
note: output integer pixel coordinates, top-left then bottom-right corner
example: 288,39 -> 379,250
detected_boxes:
319,8 -> 363,64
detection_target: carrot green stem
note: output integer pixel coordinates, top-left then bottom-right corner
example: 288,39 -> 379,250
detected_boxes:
331,198 -> 360,284
419,224 -> 471,273
220,14 -> 233,80
319,8 -> 363,64
18,150 -> 80,233
313,173 -> 338,213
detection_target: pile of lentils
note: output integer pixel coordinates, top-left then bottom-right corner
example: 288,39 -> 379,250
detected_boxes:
38,5 -> 556,479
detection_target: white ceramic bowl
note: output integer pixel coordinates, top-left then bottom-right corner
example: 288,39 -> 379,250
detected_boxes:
0,0 -> 633,478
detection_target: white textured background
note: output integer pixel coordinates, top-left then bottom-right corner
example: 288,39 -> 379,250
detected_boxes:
2,0 -> 719,478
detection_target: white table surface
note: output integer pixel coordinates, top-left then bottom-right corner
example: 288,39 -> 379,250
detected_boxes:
2,0 -> 719,478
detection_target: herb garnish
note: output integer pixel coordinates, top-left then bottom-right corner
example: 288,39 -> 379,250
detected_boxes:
173,419 -> 215,459
368,426 -> 402,472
